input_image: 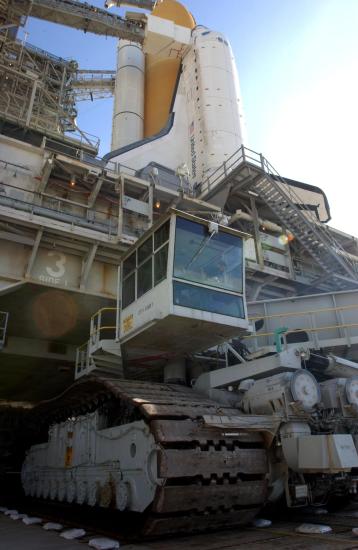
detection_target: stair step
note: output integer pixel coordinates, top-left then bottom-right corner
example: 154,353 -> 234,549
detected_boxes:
256,186 -> 276,194
260,188 -> 278,196
272,202 -> 292,209
94,355 -> 121,365
249,172 -> 356,285
262,192 -> 280,200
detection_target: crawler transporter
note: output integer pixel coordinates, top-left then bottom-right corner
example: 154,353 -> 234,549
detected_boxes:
22,211 -> 358,535
0,0 -> 358,538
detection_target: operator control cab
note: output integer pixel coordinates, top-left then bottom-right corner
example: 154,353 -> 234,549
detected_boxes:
119,210 -> 250,360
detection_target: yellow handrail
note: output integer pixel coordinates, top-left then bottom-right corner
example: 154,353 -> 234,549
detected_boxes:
91,307 -> 117,322
77,340 -> 89,351
249,303 -> 358,321
244,322 -> 358,340
90,326 -> 117,337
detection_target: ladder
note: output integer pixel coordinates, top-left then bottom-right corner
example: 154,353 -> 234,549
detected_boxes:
254,157 -> 358,286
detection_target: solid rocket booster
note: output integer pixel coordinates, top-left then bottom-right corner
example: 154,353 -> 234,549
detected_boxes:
111,40 -> 145,150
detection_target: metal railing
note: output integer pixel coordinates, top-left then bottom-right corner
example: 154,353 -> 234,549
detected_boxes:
198,144 -> 358,280
0,158 -> 31,173
72,71 -> 115,101
44,136 -> 188,192
63,128 -> 100,152
75,340 -> 91,377
17,39 -> 76,67
89,307 -> 118,351
75,307 -> 118,377
246,302 -> 358,351
42,139 -> 196,194
0,180 -> 119,237
73,70 -> 115,87
259,156 -> 358,279
43,136 -> 104,165
42,136 -> 136,176
29,0 -> 145,41
0,311 -> 8,349
198,145 -> 263,197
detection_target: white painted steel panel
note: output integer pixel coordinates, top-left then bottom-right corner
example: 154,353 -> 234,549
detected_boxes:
298,434 -> 358,471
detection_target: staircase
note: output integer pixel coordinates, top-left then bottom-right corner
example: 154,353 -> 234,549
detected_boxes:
0,311 -> 8,350
198,146 -> 358,288
75,308 -> 123,379
254,157 -> 358,286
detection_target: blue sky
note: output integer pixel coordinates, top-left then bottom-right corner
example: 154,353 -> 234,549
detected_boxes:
19,0 -> 358,236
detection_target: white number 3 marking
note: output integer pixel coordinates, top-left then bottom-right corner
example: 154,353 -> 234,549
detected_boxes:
46,251 -> 66,278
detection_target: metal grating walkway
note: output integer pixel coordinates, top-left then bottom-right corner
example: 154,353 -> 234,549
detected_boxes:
11,0 -> 145,40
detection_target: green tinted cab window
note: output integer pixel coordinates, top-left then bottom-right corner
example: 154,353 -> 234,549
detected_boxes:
122,272 -> 135,308
174,217 -> 243,293
154,220 -> 170,250
138,237 -> 153,265
154,244 -> 168,285
137,258 -> 153,298
123,252 -> 136,278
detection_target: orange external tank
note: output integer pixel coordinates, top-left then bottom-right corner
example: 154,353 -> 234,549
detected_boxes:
144,0 -> 195,137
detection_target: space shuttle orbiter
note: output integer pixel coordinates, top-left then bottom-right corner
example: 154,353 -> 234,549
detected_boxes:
104,0 -> 329,222
105,0 -> 247,192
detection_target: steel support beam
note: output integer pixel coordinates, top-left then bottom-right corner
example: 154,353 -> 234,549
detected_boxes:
80,243 -> 98,290
24,227 -> 43,278
37,155 -> 54,194
148,182 -> 154,228
117,176 -> 124,239
0,281 -> 25,297
88,174 -> 104,208
249,196 -> 264,268
0,230 -> 35,246
25,79 -> 38,127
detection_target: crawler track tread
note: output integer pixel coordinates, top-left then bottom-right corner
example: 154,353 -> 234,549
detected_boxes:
29,375 -> 268,536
